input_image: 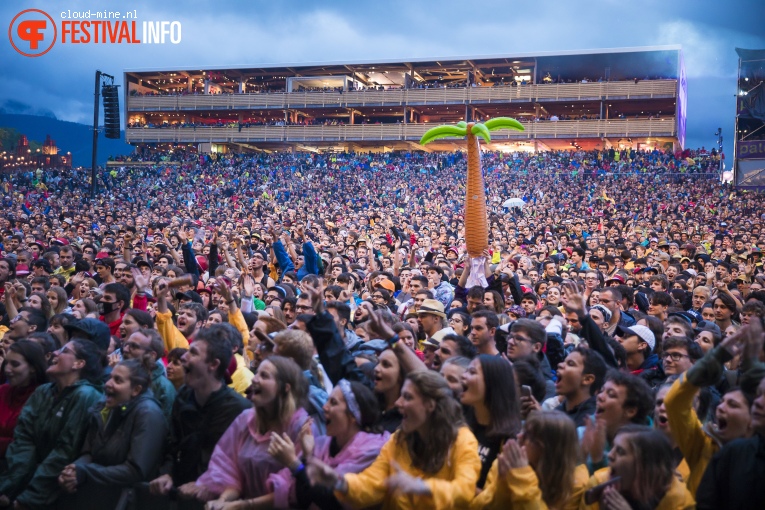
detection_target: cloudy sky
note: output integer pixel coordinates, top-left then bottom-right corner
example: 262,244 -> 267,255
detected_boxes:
2,0 -> 764,156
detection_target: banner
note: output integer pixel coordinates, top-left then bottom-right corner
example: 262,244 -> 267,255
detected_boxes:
737,140 -> 765,159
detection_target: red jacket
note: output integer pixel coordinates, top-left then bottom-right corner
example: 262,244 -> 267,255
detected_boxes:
0,383 -> 39,458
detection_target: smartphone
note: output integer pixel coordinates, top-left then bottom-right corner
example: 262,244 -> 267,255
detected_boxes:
584,476 -> 621,505
521,385 -> 532,399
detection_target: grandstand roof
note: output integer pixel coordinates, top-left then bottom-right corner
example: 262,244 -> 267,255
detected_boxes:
126,45 -> 681,72
126,45 -> 682,86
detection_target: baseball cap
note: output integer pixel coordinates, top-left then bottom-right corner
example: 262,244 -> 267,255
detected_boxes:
616,324 -> 656,351
176,290 -> 203,304
606,274 -> 625,284
694,320 -> 722,343
375,279 -> 395,293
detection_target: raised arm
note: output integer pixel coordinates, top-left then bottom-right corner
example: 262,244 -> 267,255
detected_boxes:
301,283 -> 370,388
366,310 -> 428,374
562,283 -> 618,368
392,237 -> 402,276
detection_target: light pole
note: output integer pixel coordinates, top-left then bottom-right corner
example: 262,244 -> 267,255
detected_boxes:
714,128 -> 723,176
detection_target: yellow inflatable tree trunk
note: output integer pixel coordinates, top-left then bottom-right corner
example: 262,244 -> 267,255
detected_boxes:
420,118 -> 524,258
464,127 -> 488,257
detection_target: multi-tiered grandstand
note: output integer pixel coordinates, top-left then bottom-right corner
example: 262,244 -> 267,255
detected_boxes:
123,45 -> 685,153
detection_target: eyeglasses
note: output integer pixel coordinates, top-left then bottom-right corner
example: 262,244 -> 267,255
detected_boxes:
56,345 -> 78,357
662,352 -> 689,362
295,305 -> 313,312
372,294 -> 384,299
509,334 -> 532,343
124,341 -> 146,352
10,314 -> 28,325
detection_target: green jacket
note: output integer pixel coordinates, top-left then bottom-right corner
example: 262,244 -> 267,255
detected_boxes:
151,362 -> 177,423
0,380 -> 103,509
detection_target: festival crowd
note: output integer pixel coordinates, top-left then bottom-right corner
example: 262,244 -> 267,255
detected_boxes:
0,145 -> 762,509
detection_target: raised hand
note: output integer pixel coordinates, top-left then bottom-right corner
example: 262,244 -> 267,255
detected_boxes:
502,439 -> 529,469
267,432 -> 298,469
131,267 -> 150,293
519,393 -> 541,420
743,319 -> 764,363
12,282 -> 26,301
305,457 -> 341,489
300,282 -> 324,314
3,283 -> 15,301
366,310 -> 396,341
155,279 -> 171,300
298,420 -> 315,459
213,280 -> 232,302
70,272 -> 85,286
561,281 -> 585,316
601,485 -> 631,510
719,325 -> 747,358
581,415 -> 607,464
385,461 -> 430,496
240,275 -> 256,298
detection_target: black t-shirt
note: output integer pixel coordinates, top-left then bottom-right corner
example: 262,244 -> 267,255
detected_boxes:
464,407 -> 506,489
378,406 -> 403,434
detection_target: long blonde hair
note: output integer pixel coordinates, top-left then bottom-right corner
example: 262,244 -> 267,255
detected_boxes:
523,411 -> 580,509
254,356 -> 306,435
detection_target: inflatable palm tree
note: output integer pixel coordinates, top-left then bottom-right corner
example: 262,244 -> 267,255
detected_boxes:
420,117 -> 524,257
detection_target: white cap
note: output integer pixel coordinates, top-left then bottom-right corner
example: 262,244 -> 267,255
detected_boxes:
617,324 -> 656,350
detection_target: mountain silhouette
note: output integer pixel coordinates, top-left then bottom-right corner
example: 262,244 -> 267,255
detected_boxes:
0,113 -> 134,166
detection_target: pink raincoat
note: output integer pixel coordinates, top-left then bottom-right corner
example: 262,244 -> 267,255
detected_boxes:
268,430 -> 390,509
196,407 -> 310,498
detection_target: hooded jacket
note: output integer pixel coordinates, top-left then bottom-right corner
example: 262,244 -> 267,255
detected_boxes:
151,362 -> 177,422
633,353 -> 666,390
60,392 -> 168,509
0,380 -> 103,509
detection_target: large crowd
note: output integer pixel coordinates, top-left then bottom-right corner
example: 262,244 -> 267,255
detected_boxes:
0,145 -> 762,509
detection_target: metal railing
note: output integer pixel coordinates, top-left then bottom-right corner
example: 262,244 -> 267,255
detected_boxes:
126,80 -> 678,112
126,117 -> 677,143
